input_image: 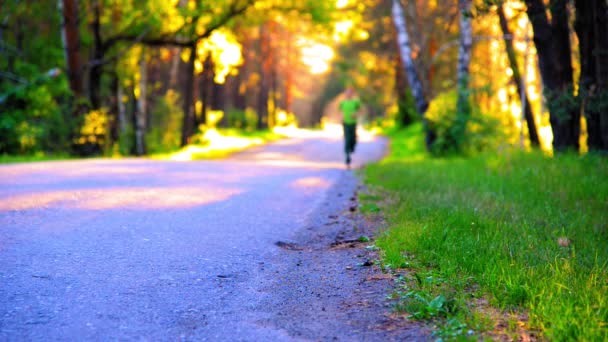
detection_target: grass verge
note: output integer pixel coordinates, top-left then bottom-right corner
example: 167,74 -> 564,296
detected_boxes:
154,128 -> 284,161
0,153 -> 72,164
2,129 -> 284,164
362,123 -> 608,340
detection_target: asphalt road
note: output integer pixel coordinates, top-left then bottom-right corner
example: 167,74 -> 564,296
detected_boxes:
0,127 -> 427,341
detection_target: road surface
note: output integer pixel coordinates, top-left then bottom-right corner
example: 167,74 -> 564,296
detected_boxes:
0,127 -> 428,341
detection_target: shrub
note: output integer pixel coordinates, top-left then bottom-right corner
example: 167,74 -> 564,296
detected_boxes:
75,107 -> 111,155
225,108 -> 258,130
425,90 -> 503,156
0,81 -> 72,155
145,90 -> 183,154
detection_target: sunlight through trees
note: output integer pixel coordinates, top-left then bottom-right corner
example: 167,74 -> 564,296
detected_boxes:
1,0 -> 606,157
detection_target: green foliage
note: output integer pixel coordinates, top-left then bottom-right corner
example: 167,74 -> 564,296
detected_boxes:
365,125 -> 608,340
225,108 -> 258,130
425,90 -> 502,156
0,153 -> 72,164
145,90 -> 183,154
306,0 -> 336,24
0,0 -> 73,156
545,86 -> 579,123
398,292 -> 452,320
117,127 -> 135,156
396,88 -> 419,128
1,80 -> 73,155
585,90 -> 608,114
74,108 -> 112,155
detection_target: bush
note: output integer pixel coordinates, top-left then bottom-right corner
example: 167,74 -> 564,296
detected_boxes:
74,107 -> 111,155
0,81 -> 72,155
145,90 -> 183,154
426,90 -> 503,156
225,108 -> 258,130
396,88 -> 419,127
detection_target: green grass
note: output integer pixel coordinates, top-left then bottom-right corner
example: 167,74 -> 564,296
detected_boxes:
0,153 -> 72,164
363,123 -> 608,340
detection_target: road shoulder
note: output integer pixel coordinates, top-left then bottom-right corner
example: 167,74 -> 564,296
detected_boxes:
252,170 -> 430,341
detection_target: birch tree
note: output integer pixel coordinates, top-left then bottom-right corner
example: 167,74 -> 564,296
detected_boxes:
449,0 -> 473,151
391,0 -> 435,149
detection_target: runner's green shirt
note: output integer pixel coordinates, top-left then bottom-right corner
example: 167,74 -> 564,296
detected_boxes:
339,98 -> 361,124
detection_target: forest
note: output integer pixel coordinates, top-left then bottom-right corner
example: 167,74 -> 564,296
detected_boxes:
1,1 -> 607,339
1,0 -> 607,157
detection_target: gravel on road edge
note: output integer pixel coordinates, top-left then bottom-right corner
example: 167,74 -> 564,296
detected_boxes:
250,169 -> 431,341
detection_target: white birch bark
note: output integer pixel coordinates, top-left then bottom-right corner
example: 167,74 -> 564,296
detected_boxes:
391,0 -> 428,115
456,0 -> 473,108
453,0 -> 473,147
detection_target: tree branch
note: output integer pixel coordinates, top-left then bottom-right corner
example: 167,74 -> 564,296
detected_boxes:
103,0 -> 254,49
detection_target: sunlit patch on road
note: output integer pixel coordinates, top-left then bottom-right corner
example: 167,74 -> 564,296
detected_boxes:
290,177 -> 332,194
0,186 -> 242,211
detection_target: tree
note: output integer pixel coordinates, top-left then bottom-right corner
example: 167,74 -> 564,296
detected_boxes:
449,0 -> 474,152
59,0 -> 84,98
257,23 -> 271,130
525,0 -> 578,151
1,1 -> 72,154
575,0 -> 608,153
135,49 -> 147,155
497,2 -> 539,147
391,0 -> 435,148
83,0 -> 255,147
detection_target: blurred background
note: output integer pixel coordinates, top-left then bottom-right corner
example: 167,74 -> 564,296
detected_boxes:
1,0 -> 606,158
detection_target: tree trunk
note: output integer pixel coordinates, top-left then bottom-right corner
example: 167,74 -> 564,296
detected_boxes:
89,0 -> 103,109
284,29 -> 294,114
211,79 -> 225,124
117,80 -> 127,139
233,29 -> 250,113
394,51 -> 413,127
575,0 -> 608,152
451,0 -> 474,151
498,3 -> 540,147
59,0 -> 84,98
2,14 -> 14,72
219,75 -> 231,127
268,21 -> 278,128
180,44 -> 196,146
129,85 -> 138,154
169,48 -> 181,89
257,24 -> 269,130
391,0 -> 434,148
199,55 -> 213,127
525,0 -> 579,151
232,68 -> 246,111
135,51 -> 147,156
108,74 -> 119,143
